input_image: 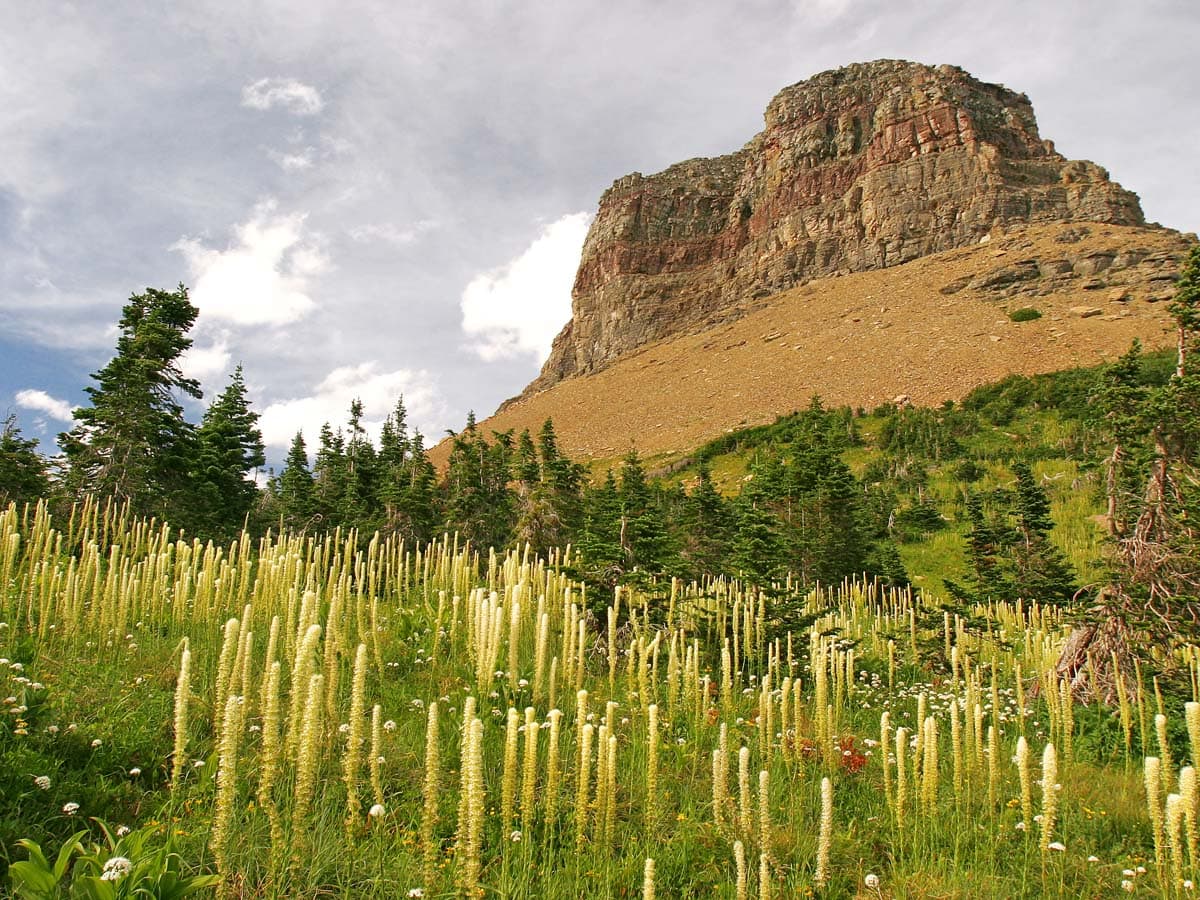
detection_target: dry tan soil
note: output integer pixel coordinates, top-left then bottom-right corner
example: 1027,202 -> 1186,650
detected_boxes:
432,223 -> 1190,467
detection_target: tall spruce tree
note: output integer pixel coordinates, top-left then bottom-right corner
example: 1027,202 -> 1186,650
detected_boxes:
193,365 -> 265,537
60,285 -> 201,520
279,431 -> 317,528
677,464 -> 733,576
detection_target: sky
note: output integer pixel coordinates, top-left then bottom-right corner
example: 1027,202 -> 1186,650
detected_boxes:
2,0 -> 1198,467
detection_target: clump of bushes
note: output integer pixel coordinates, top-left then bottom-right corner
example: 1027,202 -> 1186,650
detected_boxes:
1008,307 -> 1042,322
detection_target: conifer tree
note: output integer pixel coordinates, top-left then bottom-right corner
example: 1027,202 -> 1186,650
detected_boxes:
60,285 -> 201,520
313,423 -> 347,523
616,449 -> 672,575
339,399 -> 378,533
580,469 -> 624,584
193,365 -> 266,537
397,429 -> 439,542
678,464 -> 733,576
279,432 -> 317,528
0,414 -> 49,507
728,492 -> 782,584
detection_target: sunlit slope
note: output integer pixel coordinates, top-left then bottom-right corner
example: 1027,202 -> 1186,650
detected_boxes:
437,222 -> 1188,465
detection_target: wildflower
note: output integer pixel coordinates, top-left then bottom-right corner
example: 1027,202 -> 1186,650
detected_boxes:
368,803 -> 385,817
510,830 -> 522,842
338,723 -> 351,734
1121,881 -> 1134,892
865,873 -> 881,888
384,720 -> 397,732
100,856 -> 132,881
91,739 -> 102,748
193,760 -> 205,768
1185,881 -> 1195,891
1015,821 -> 1027,831
62,802 -> 80,815
1123,869 -> 1136,877
1087,855 -> 1099,862
1138,866 -> 1147,874
116,825 -> 130,837
407,890 -> 425,898
1048,841 -> 1066,852
34,775 -> 50,790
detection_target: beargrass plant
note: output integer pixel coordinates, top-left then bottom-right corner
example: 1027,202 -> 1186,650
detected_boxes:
5,499 -> 1200,896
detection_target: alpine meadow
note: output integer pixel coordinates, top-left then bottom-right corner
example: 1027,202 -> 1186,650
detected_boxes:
4,45 -> 1200,900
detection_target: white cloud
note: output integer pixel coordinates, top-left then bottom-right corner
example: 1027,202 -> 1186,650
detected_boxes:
269,147 -> 316,171
172,201 -> 329,326
257,362 -> 446,451
15,389 -> 75,422
180,336 -> 232,383
241,78 -> 324,115
348,220 -> 438,247
460,212 -> 591,363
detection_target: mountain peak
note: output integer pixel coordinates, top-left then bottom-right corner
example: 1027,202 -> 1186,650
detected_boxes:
522,60 -> 1146,398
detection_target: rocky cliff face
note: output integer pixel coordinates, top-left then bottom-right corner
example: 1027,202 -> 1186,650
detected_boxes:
524,60 -> 1146,396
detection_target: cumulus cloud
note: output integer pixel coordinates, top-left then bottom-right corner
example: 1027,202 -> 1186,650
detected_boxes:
15,388 -> 75,422
241,78 -> 324,115
257,362 -> 446,452
180,336 -> 232,383
172,201 -> 329,326
460,212 -> 591,363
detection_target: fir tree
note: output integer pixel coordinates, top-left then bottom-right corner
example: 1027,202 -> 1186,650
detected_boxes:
193,365 -> 265,537
279,432 -> 317,528
616,449 -> 672,574
678,464 -> 733,576
0,414 -> 49,507
313,423 -> 348,523
60,285 -> 201,520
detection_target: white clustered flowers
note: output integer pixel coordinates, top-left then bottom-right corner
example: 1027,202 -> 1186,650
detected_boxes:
128,768 -> 141,777
91,739 -> 102,748
62,802 -> 80,815
384,720 -> 397,732
407,889 -> 425,898
115,825 -> 131,837
368,804 -> 385,817
100,857 -> 132,881
1121,881 -> 1134,892
510,830 -> 522,842
34,775 -> 51,790
1047,841 -> 1066,852
865,873 -> 881,889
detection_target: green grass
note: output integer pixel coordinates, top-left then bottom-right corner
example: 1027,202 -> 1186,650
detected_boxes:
1,501 -> 1192,898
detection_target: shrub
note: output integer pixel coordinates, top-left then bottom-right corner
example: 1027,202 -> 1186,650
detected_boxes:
1008,307 -> 1042,322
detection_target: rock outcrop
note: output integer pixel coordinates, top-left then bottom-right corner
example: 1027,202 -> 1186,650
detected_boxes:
523,60 -> 1147,396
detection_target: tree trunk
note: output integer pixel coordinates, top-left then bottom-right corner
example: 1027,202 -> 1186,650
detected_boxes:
1053,589 -> 1138,706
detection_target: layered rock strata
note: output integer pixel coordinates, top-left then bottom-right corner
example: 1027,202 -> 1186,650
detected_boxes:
524,59 -> 1146,396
